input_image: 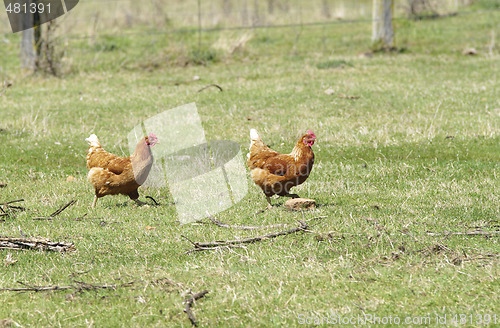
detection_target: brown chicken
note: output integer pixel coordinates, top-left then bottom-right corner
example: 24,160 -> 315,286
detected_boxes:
247,129 -> 316,209
85,133 -> 157,208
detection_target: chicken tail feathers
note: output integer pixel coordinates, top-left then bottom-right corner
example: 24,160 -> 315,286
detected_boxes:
85,134 -> 101,148
250,128 -> 260,142
248,129 -> 264,159
249,128 -> 265,149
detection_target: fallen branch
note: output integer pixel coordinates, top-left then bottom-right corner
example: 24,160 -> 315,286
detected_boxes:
183,221 -> 309,252
33,199 -> 76,220
0,237 -> 75,252
197,84 -> 223,92
0,280 -> 134,293
184,290 -> 209,327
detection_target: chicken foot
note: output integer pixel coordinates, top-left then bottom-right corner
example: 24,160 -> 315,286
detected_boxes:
91,196 -> 147,208
253,193 -> 301,216
134,199 -> 146,206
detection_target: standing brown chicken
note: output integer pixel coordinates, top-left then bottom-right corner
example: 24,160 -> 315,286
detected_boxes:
85,133 -> 157,208
247,129 -> 316,209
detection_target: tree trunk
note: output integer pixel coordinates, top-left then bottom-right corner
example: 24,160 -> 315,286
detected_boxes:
372,0 -> 394,49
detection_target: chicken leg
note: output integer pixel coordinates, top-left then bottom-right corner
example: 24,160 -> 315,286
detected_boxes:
133,199 -> 146,206
266,196 -> 273,210
91,195 -> 98,209
252,193 -> 301,216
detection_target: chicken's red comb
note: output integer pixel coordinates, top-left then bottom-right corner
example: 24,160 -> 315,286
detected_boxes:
306,129 -> 316,138
147,132 -> 158,146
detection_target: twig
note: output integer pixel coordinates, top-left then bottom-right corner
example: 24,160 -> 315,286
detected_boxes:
183,221 -> 309,252
0,281 -> 134,293
424,230 -> 500,236
7,205 -> 26,211
208,216 -> 288,230
75,213 -> 88,221
0,199 -> 24,206
208,216 -> 326,231
49,200 -> 76,217
322,230 -> 500,239
182,244 -> 246,255
33,199 -> 76,220
197,84 -> 223,92
0,237 -> 75,252
184,290 -> 209,327
0,200 -> 27,214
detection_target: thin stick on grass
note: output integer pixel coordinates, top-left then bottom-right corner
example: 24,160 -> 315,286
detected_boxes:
0,281 -> 134,293
208,216 -> 288,230
182,220 -> 309,253
183,244 -> 246,255
208,216 -> 326,230
0,237 -> 75,252
197,84 -> 223,92
322,230 -> 500,239
0,199 -> 24,206
184,290 -> 209,327
424,230 -> 500,236
0,199 -> 26,213
33,199 -> 76,220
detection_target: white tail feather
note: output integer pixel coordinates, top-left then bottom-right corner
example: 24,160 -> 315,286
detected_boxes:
250,129 -> 260,141
248,128 -> 261,156
85,134 -> 100,147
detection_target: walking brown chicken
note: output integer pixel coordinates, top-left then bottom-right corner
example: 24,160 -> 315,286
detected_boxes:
85,133 -> 157,208
247,129 -> 316,209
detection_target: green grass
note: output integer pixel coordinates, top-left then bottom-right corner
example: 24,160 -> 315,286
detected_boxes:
0,2 -> 499,327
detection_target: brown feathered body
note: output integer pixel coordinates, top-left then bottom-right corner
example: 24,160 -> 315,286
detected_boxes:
85,134 -> 156,207
247,129 -> 316,203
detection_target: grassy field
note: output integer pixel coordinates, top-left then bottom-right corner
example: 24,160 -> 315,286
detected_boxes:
0,1 -> 499,327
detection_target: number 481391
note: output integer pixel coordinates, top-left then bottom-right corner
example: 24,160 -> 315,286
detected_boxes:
6,2 -> 51,14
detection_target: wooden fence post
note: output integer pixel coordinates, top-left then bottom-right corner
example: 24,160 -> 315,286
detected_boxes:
372,0 -> 394,49
19,0 -> 42,71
